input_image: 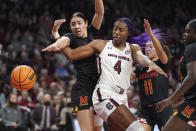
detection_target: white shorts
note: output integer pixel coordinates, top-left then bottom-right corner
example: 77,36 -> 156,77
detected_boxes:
92,85 -> 128,122
94,114 -> 103,127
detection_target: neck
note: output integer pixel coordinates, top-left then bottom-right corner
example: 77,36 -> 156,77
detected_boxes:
82,30 -> 88,38
113,41 -> 126,48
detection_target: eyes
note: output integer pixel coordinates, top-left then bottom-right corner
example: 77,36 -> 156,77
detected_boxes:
113,26 -> 125,33
145,45 -> 153,50
71,21 -> 83,26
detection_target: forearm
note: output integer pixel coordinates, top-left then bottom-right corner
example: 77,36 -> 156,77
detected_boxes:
52,31 -> 60,40
135,51 -> 154,67
170,75 -> 196,103
61,46 -> 96,60
150,34 -> 168,63
95,0 -> 104,16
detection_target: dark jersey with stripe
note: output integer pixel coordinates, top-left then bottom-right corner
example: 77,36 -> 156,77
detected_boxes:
179,42 -> 196,103
64,25 -> 99,90
135,60 -> 169,106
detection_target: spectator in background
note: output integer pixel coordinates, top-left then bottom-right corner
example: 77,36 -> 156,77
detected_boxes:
53,94 -> 64,121
0,92 -> 27,131
32,94 -> 58,131
18,91 -> 36,111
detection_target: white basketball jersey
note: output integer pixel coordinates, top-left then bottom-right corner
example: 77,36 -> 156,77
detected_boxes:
97,40 -> 133,90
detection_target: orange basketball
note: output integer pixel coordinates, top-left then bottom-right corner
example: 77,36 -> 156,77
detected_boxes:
10,65 -> 36,91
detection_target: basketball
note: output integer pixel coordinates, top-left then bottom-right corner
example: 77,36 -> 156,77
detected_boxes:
10,65 -> 36,91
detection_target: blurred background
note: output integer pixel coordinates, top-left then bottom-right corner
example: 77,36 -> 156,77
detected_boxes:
0,0 -> 195,131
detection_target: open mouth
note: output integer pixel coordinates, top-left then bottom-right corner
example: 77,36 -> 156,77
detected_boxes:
145,52 -> 150,56
75,30 -> 81,36
114,36 -> 119,41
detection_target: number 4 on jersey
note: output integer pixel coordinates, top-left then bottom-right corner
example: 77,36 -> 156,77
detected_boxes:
114,60 -> 121,74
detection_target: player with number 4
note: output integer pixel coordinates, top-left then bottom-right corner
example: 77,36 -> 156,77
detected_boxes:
43,18 -> 167,131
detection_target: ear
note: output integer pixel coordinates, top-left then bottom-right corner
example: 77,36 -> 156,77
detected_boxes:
127,32 -> 131,38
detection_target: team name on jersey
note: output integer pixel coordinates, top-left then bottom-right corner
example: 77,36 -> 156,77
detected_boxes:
108,53 -> 130,61
138,71 -> 158,80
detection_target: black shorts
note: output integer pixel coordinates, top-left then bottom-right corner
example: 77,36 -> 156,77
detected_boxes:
175,101 -> 196,126
71,81 -> 96,113
137,105 -> 173,129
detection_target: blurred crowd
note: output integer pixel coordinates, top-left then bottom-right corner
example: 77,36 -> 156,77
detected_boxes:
0,0 -> 195,130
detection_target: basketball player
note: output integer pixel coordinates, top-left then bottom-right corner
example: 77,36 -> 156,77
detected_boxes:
44,0 -> 104,131
134,19 -> 173,131
43,17 -> 167,131
156,19 -> 196,131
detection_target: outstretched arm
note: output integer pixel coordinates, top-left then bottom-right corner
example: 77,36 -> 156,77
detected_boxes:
131,44 -> 167,77
61,41 -> 98,60
144,19 -> 168,64
91,0 -> 104,30
156,61 -> 196,112
42,36 -> 70,52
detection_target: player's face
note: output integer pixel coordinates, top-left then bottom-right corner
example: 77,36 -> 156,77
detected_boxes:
70,16 -> 88,38
145,41 -> 158,60
112,21 -> 130,44
183,24 -> 196,45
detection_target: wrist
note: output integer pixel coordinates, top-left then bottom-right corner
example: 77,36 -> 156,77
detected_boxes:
52,31 -> 60,40
56,40 -> 67,50
149,61 -> 155,67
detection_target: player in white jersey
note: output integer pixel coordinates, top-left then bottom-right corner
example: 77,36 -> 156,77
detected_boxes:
43,17 -> 167,131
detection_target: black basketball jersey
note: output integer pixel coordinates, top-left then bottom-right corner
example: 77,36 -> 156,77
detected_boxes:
64,25 -> 99,86
135,60 -> 169,106
179,42 -> 196,103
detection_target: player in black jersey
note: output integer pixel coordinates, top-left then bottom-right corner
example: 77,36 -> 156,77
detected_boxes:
134,19 -> 173,131
43,0 -> 104,131
156,19 -> 196,131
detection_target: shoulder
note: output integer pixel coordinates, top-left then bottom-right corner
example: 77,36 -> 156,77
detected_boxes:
64,33 -> 73,37
184,42 -> 196,63
186,42 -> 196,52
87,25 -> 98,32
63,33 -> 74,40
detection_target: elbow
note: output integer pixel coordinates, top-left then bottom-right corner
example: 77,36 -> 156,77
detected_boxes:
99,11 -> 104,16
65,53 -> 78,61
161,59 -> 168,65
65,53 -> 74,60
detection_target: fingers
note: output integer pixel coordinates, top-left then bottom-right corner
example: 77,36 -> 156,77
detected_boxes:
54,18 -> 66,26
154,65 -> 168,77
42,44 -> 60,52
42,46 -> 50,52
155,101 -> 165,112
155,103 -> 162,112
147,68 -> 152,72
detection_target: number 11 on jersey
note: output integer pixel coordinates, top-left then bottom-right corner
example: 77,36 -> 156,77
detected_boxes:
144,79 -> 153,95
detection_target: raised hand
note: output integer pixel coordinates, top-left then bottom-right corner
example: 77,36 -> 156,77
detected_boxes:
52,19 -> 66,39
147,62 -> 168,77
144,19 -> 153,36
